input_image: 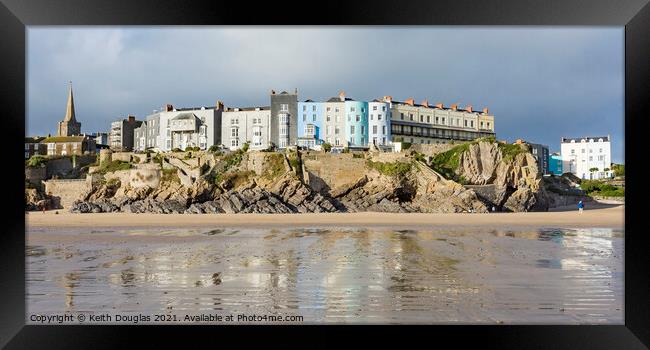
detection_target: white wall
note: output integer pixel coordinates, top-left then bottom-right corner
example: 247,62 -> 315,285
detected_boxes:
561,137 -> 612,179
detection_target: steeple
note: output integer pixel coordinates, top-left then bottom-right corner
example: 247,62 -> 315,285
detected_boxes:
64,81 -> 76,122
57,81 -> 81,136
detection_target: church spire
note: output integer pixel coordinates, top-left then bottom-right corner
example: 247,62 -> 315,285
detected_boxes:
63,81 -> 76,122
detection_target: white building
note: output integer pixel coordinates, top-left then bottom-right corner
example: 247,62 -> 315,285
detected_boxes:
134,103 -> 223,152
221,107 -> 272,151
368,100 -> 391,146
560,136 -> 612,180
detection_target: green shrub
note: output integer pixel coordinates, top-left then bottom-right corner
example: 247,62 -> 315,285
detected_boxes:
208,145 -> 220,153
172,148 -> 182,152
322,143 -> 332,152
26,155 -> 47,168
429,142 -> 470,180
185,146 -> 193,152
220,170 -> 255,189
612,164 -> 625,177
366,160 -> 412,177
241,142 -> 250,153
401,142 -> 412,150
352,153 -> 364,159
289,157 -> 301,170
595,188 -> 625,197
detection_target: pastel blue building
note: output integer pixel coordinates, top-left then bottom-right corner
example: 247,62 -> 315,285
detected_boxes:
549,153 -> 563,175
297,100 -> 324,148
344,99 -> 368,147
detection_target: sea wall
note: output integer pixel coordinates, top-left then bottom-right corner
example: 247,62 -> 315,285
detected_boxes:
302,153 -> 367,195
43,178 -> 89,209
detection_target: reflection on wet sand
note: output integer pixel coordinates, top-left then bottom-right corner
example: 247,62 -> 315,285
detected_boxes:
26,226 -> 623,324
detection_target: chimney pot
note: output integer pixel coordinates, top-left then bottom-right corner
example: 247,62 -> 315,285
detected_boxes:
383,95 -> 393,102
451,103 -> 458,110
482,107 -> 489,114
339,91 -> 346,101
405,98 -> 415,106
421,99 -> 429,107
435,103 -> 443,109
165,104 -> 174,112
465,105 -> 472,113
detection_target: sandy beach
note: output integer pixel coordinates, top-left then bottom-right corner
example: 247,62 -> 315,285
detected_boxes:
26,203 -> 624,229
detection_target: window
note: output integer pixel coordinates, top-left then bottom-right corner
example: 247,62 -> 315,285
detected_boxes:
335,127 -> 340,135
279,114 -> 288,123
303,114 -> 306,122
361,126 -> 365,135
231,139 -> 239,147
350,125 -> 355,134
326,107 -> 331,112
382,126 -> 386,135
231,128 -> 238,138
326,115 -> 331,122
280,125 -> 288,136
361,108 -> 365,113
470,121 -> 474,128
335,115 -> 340,122
409,114 -> 414,121
382,106 -> 386,111
356,115 -> 360,122
335,108 -> 339,113
420,115 -> 424,122
378,114 -> 382,121
581,149 -> 585,153
326,126 -> 331,135
589,156 -> 593,161
427,116 -> 430,123
589,149 -> 593,153
305,125 -> 315,136
400,113 -> 404,120
280,104 -> 289,112
464,120 -> 468,127
312,114 -> 316,122
231,118 -> 239,125
373,106 -> 377,111
302,105 -> 306,111
571,149 -> 575,154
442,117 -> 445,124
351,107 -> 356,112
373,125 -> 377,134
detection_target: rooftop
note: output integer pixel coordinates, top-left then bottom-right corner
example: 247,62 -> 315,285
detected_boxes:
561,136 -> 610,143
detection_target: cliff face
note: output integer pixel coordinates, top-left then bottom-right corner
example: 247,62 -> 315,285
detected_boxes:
68,150 -> 490,214
449,141 -> 551,211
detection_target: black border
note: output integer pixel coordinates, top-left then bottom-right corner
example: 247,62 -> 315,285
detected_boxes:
2,0 -> 649,348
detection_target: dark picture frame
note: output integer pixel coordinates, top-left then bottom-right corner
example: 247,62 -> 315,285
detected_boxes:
1,0 -> 648,348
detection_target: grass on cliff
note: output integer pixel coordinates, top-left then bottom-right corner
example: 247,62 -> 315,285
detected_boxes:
221,170 -> 255,189
366,160 -> 412,177
262,153 -> 287,181
498,143 -> 529,162
26,155 -> 47,168
161,168 -> 180,184
428,143 -> 470,181
95,160 -> 132,175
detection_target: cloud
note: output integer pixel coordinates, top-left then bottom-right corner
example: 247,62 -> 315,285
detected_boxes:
27,26 -> 624,162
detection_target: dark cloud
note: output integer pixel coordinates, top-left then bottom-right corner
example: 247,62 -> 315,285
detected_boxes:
27,27 -> 623,162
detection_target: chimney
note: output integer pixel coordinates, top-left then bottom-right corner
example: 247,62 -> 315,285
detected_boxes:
465,105 -> 472,113
482,107 -> 489,114
216,100 -> 224,110
405,98 -> 415,106
270,90 -> 276,95
435,103 -> 444,109
339,91 -> 346,102
383,95 -> 393,103
294,88 -> 298,94
165,104 -> 174,112
451,103 -> 458,111
421,99 -> 429,108
128,115 -> 135,122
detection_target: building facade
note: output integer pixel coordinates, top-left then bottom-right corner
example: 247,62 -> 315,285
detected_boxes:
221,107 -> 272,151
344,97 -> 368,148
270,90 -> 298,148
134,103 -> 223,152
549,152 -> 563,175
322,95 -> 347,148
386,97 -> 495,145
368,100 -> 391,146
525,142 -> 550,175
110,115 -> 142,151
57,82 -> 81,137
40,135 -> 96,156
560,136 -> 612,180
297,100 -> 324,148
25,136 -> 46,159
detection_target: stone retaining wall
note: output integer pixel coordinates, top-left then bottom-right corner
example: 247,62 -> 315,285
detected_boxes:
43,179 -> 89,209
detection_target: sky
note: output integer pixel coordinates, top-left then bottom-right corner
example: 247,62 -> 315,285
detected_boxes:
27,27 -> 624,163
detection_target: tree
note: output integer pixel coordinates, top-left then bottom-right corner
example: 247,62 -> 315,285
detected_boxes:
589,167 -> 599,173
322,143 -> 332,152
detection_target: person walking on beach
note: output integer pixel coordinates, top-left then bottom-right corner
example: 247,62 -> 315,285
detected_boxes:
578,200 -> 584,214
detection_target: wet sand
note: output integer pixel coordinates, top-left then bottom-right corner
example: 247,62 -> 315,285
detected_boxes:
25,203 -> 624,229
26,226 -> 624,324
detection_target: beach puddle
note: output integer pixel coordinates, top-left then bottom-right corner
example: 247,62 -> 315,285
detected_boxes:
26,227 -> 623,324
